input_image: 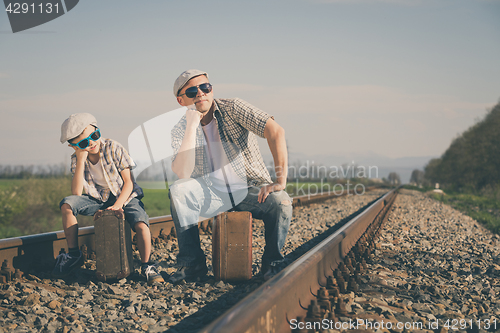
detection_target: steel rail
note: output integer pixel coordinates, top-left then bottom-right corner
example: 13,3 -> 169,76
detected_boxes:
0,187 -> 373,274
199,188 -> 398,333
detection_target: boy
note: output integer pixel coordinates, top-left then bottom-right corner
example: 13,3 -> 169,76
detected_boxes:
54,113 -> 164,285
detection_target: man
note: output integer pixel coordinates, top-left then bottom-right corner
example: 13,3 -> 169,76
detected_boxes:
169,69 -> 292,283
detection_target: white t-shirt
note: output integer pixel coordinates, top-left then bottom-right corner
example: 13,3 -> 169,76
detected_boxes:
202,119 -> 248,193
88,159 -> 110,190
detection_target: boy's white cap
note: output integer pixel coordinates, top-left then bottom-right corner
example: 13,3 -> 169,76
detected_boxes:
60,113 -> 97,143
173,69 -> 208,97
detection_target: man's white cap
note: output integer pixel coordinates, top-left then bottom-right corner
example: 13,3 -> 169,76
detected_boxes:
173,69 -> 208,97
60,113 -> 97,143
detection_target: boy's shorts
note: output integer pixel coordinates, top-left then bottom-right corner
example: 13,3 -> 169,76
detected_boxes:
60,194 -> 149,231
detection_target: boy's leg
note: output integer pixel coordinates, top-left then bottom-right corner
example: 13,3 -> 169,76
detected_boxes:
60,195 -> 103,246
134,222 -> 151,264
233,186 -> 293,279
61,203 -> 79,249
122,198 -> 151,263
54,195 -> 103,278
123,198 -> 163,284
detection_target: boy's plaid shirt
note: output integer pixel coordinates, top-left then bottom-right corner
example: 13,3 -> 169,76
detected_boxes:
70,138 -> 143,204
171,98 -> 273,187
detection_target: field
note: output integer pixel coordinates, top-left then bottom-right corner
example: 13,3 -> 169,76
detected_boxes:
0,178 -> 349,239
0,178 -> 171,239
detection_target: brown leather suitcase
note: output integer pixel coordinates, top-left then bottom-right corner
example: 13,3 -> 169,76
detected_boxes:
94,210 -> 133,282
212,211 -> 252,281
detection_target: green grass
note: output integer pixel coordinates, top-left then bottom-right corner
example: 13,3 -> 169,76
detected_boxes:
0,179 -> 27,189
0,178 -> 74,238
136,181 -> 172,217
0,178 -> 171,239
422,188 -> 500,235
403,184 -> 434,193
142,188 -> 170,217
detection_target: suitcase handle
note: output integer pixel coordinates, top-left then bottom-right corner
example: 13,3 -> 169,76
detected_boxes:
93,209 -> 125,221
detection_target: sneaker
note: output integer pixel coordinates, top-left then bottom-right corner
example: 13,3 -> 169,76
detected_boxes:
169,263 -> 208,284
261,261 -> 286,281
141,263 -> 164,285
51,251 -> 84,278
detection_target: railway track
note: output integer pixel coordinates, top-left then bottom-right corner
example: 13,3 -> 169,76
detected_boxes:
0,187 -> 393,332
199,188 -> 398,333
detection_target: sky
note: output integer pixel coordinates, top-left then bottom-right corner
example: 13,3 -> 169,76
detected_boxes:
1,0 -> 499,178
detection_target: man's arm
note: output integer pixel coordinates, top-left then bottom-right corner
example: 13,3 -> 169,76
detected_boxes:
258,118 -> 288,203
107,168 -> 133,210
171,110 -> 203,179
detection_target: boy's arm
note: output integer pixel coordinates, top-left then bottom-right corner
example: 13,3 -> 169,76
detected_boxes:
71,149 -> 88,196
107,167 -> 134,210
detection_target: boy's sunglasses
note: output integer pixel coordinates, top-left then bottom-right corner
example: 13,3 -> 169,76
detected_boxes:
70,127 -> 101,149
178,83 -> 212,99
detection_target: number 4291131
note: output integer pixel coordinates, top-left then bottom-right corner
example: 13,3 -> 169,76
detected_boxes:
443,319 -> 497,330
5,2 -> 60,14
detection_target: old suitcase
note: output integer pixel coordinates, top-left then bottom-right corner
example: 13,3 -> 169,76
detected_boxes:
212,211 -> 252,281
94,210 -> 133,282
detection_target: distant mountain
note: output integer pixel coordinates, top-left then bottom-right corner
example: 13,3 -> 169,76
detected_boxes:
262,151 -> 435,183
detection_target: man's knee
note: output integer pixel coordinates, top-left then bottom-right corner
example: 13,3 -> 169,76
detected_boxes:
169,179 -> 201,199
266,191 -> 293,217
267,191 -> 292,206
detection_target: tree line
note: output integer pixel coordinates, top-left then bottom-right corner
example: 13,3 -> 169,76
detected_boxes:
411,100 -> 500,195
0,164 -> 68,179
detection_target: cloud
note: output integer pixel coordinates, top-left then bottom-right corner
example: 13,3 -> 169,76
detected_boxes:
0,73 -> 9,78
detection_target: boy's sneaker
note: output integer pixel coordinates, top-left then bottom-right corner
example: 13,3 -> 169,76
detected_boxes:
141,263 -> 164,285
169,263 -> 208,284
51,251 -> 84,278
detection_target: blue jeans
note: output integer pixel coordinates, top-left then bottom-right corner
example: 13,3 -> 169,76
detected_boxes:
60,194 -> 149,231
169,178 -> 293,267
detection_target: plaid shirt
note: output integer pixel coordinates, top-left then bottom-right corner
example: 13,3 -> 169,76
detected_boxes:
171,98 -> 273,187
70,138 -> 143,204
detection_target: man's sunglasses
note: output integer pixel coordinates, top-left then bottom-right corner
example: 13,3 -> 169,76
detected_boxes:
178,83 -> 213,98
70,127 -> 101,149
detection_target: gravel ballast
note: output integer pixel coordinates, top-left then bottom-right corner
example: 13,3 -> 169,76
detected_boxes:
9,188 -> 498,333
0,189 -> 387,333
321,189 -> 500,333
